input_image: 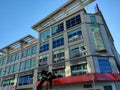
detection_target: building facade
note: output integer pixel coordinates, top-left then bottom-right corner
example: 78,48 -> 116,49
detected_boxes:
0,0 -> 120,90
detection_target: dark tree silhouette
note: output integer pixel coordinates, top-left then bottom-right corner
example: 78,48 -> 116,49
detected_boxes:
37,70 -> 57,90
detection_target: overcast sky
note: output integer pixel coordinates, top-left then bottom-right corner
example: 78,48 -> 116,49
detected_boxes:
0,0 -> 120,54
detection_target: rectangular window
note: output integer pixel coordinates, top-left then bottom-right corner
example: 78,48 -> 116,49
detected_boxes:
25,60 -> 31,69
22,50 -> 27,58
40,29 -> 50,41
32,45 -> 37,54
31,58 -> 36,68
0,68 -> 4,76
0,58 -> 6,65
53,49 -> 65,63
53,35 -> 64,48
15,52 -> 19,60
69,43 -> 87,59
40,41 -> 49,53
13,64 -> 18,72
0,59 -> 2,66
9,65 -> 14,74
19,75 -> 31,85
27,47 -> 32,56
68,28 -> 82,42
98,59 -> 111,73
5,67 -> 10,75
104,85 -> 112,90
52,23 -> 64,35
66,14 -> 81,29
53,68 -> 65,77
11,54 -> 15,62
71,64 -> 87,76
20,62 -> 25,71
39,54 -> 48,66
8,56 -> 12,63
90,16 -> 96,23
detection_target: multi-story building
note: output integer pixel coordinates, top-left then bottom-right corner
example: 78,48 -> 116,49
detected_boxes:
0,0 -> 120,90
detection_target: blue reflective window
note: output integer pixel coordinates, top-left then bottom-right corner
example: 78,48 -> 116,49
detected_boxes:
53,35 -> 64,48
19,76 -> 31,85
40,41 -> 49,53
52,23 -> 64,35
98,59 -> 111,73
66,15 -> 81,29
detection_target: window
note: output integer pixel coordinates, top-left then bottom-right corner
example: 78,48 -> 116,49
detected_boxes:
32,45 -> 37,54
13,64 -> 18,72
39,54 -> 48,66
19,75 -> 32,85
71,64 -> 87,76
66,14 -> 81,29
53,68 -> 65,77
8,56 -> 11,63
3,79 -> 15,86
69,43 -> 87,59
53,35 -> 64,48
27,47 -> 32,56
68,28 -> 82,42
0,58 -> 6,66
52,23 -> 64,35
98,59 -> 111,73
104,85 -> 113,90
15,52 -> 19,60
31,58 -> 36,68
40,29 -> 50,41
0,68 -> 4,76
5,67 -> 10,75
22,50 -> 27,58
40,41 -> 49,53
90,16 -> 96,23
9,65 -> 14,74
20,62 -> 25,70
25,60 -> 31,69
20,59 -> 36,71
53,49 -> 65,63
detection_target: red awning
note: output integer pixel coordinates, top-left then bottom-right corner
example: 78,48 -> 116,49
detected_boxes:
36,73 -> 120,87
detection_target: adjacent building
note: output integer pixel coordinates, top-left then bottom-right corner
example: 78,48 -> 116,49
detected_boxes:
0,0 -> 120,90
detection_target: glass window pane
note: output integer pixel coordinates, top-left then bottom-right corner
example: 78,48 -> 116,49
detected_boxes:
13,64 -> 18,72
90,16 -> 96,23
25,60 -> 31,69
98,59 -> 111,73
20,62 -> 25,70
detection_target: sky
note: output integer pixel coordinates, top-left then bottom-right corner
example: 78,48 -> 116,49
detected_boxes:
0,0 -> 120,54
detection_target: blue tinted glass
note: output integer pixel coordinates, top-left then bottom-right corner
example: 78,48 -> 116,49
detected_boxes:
98,59 -> 111,73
